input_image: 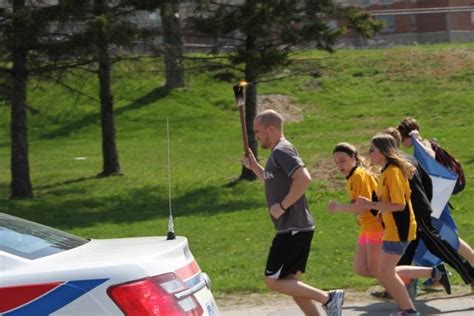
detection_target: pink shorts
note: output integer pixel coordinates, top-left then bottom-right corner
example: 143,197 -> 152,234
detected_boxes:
358,231 -> 383,245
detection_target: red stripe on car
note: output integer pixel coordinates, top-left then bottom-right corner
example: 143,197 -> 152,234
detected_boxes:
175,260 -> 200,280
0,281 -> 63,313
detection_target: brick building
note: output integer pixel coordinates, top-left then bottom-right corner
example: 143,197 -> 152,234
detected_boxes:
336,0 -> 474,46
2,1 -> 472,50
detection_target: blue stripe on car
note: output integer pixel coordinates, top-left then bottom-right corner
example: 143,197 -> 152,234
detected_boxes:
5,279 -> 108,316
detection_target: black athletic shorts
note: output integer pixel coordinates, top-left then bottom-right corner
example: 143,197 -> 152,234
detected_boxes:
264,230 -> 314,279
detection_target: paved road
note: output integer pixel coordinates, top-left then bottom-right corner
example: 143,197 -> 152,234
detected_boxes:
218,287 -> 473,315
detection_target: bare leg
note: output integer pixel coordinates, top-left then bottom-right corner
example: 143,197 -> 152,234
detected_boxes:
287,273 -> 319,316
354,242 -> 381,278
292,296 -> 320,316
353,242 -> 371,277
458,237 -> 474,264
293,296 -> 319,316
396,266 -> 432,280
264,273 -> 329,305
378,252 -> 415,311
366,242 -> 382,278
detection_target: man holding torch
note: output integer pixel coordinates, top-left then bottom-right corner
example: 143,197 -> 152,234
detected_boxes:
243,109 -> 344,316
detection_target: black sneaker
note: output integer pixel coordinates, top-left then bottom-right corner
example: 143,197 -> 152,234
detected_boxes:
435,263 -> 451,295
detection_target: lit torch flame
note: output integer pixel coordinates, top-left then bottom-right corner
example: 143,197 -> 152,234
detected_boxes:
233,80 -> 248,107
232,80 -> 250,156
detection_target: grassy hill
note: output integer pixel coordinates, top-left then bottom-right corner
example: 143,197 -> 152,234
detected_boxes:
1,43 -> 473,293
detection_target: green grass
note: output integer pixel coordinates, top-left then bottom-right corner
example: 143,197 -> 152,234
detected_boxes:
1,43 -> 473,294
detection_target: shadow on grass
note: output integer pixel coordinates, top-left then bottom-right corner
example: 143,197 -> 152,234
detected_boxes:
35,176 -> 99,190
465,157 -> 474,164
1,182 -> 260,231
0,182 -> 10,198
41,86 -> 171,139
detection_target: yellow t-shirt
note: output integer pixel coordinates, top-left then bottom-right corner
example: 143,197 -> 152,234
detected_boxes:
376,164 -> 417,242
346,166 -> 383,233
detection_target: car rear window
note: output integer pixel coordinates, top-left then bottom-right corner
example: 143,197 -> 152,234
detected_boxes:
0,213 -> 89,260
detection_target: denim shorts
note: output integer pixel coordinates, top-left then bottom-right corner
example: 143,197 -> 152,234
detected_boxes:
382,240 -> 409,255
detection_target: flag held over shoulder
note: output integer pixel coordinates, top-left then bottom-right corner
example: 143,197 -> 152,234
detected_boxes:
412,138 -> 457,219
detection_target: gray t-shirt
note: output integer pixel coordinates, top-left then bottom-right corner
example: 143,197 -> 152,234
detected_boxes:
264,139 -> 315,234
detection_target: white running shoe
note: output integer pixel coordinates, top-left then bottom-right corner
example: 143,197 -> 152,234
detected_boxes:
323,289 -> 345,316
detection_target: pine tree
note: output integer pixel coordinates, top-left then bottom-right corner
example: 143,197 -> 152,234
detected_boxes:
67,0 -> 161,177
160,0 -> 185,89
191,0 -> 382,181
0,0 -> 161,197
0,0 -> 85,198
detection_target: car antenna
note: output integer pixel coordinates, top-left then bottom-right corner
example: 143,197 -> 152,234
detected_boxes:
166,117 -> 176,240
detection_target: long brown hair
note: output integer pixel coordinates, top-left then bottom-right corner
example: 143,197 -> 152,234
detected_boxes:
371,134 -> 415,179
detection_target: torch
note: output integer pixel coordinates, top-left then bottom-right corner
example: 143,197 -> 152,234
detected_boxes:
233,80 -> 250,157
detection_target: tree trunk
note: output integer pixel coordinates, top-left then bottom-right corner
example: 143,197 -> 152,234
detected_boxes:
97,42 -> 120,176
239,33 -> 258,181
95,1 -> 120,176
10,0 -> 33,199
160,1 -> 185,89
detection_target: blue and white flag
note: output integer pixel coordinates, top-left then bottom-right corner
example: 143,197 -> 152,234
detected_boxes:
412,137 -> 460,267
412,138 -> 457,219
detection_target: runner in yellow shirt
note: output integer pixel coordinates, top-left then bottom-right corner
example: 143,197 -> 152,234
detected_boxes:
357,134 -> 419,315
328,142 -> 383,279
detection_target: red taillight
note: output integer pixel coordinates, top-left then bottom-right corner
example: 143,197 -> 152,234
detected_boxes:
108,273 -> 203,316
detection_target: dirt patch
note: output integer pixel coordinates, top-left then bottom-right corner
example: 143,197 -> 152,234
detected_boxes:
309,154 -> 345,191
257,95 -> 303,123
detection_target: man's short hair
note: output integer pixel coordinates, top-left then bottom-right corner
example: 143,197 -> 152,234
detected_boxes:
255,109 -> 283,130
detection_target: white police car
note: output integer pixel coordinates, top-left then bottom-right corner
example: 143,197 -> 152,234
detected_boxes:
0,213 -> 219,315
